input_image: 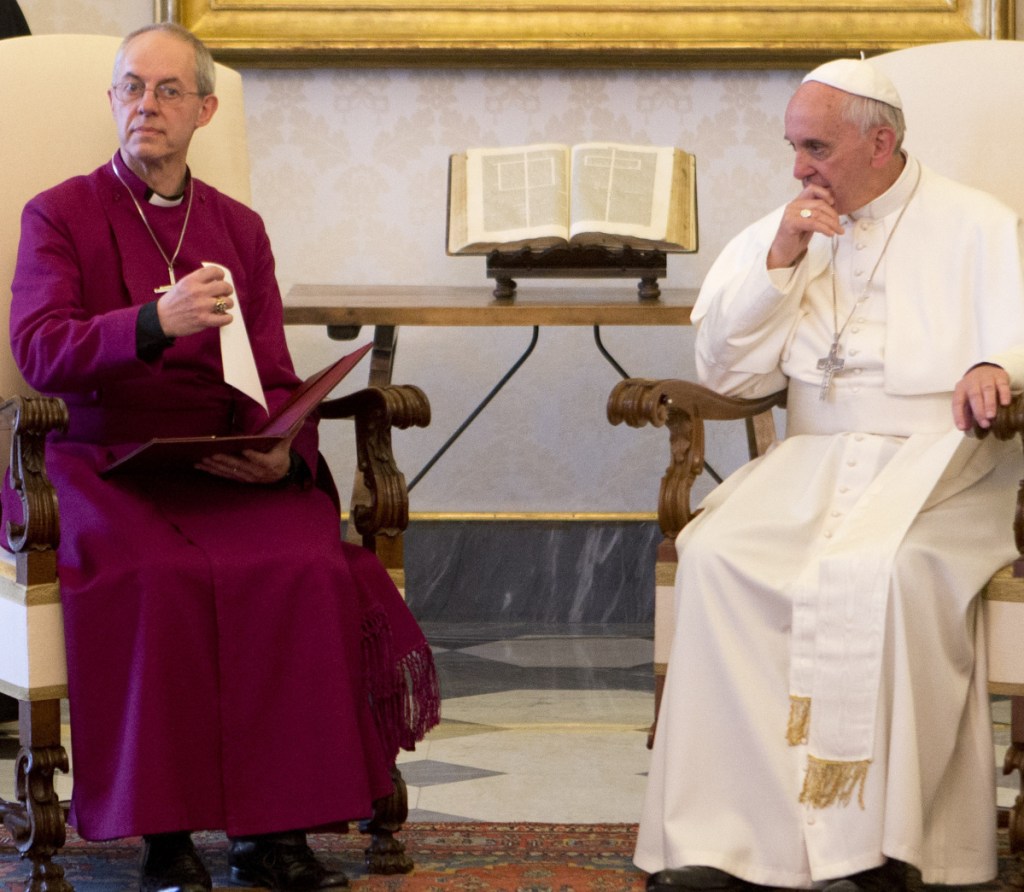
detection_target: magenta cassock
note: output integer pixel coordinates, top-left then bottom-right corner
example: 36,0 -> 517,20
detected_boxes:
5,159 -> 439,841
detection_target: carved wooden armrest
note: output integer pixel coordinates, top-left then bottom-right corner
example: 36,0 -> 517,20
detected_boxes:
973,393 -> 1024,571
973,393 -> 1024,443
608,378 -> 785,540
0,395 -> 70,891
0,395 -> 68,585
319,385 -> 430,543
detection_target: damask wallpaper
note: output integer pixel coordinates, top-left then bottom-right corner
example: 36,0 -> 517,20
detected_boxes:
21,1 -> 1012,514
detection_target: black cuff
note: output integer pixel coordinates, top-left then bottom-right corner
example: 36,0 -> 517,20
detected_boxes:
136,301 -> 175,362
283,450 -> 309,485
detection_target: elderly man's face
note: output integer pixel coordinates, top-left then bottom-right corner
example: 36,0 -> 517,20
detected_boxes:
784,82 -> 884,217
108,30 -> 216,174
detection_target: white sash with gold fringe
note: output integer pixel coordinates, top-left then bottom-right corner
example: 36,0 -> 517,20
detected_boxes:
786,428 -> 965,809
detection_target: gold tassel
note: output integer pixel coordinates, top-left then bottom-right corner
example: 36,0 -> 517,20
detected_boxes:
786,695 -> 810,746
799,755 -> 870,809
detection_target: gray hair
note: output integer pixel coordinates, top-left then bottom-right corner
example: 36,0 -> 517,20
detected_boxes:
841,93 -> 906,152
113,22 -> 216,97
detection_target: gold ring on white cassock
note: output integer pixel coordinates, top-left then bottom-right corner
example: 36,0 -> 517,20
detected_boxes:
800,208 -> 813,219
213,298 -> 228,315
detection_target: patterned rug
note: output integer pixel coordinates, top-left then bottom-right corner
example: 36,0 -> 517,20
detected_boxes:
0,822 -> 646,891
1,822 -> 1023,891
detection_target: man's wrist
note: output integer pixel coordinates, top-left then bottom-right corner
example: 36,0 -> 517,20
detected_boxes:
136,301 -> 175,361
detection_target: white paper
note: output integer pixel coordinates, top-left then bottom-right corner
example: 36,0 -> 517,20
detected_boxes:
203,262 -> 267,412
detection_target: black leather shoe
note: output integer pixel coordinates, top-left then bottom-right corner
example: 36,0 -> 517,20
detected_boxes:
140,832 -> 212,892
228,831 -> 348,890
646,866 -> 759,891
822,859 -> 907,891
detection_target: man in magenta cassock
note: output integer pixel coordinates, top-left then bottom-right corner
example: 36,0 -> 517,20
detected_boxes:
6,22 -> 439,892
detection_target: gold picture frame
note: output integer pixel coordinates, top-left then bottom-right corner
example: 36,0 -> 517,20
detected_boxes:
165,0 -> 1013,68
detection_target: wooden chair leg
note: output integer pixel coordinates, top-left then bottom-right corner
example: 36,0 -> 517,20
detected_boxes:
351,537 -> 413,874
650,538 -> 678,749
1003,696 -> 1024,855
359,763 -> 413,875
0,698 -> 72,892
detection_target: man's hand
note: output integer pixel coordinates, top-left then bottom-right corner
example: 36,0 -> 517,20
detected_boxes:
156,265 -> 235,337
953,363 -> 1012,431
767,185 -> 845,270
197,434 -> 296,484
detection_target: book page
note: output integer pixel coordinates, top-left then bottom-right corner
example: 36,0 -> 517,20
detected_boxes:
465,144 -> 570,245
567,143 -> 675,241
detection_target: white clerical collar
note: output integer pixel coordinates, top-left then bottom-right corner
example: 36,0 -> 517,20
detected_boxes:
847,153 -> 920,223
111,153 -> 189,208
146,189 -> 185,208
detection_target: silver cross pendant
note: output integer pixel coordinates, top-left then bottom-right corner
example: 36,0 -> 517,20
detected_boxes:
817,341 -> 845,400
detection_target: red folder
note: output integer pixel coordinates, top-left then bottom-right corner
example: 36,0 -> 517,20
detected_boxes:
101,342 -> 372,476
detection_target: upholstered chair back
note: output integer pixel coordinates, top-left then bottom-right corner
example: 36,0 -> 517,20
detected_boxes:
872,40 -> 1024,219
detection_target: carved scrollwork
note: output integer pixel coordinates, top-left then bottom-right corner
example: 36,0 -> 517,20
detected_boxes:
0,395 -> 71,890
974,393 -> 1024,443
319,385 -> 431,541
972,394 -> 1024,571
359,764 -> 413,875
1005,743 -> 1024,853
0,745 -> 72,892
608,379 -> 784,540
606,378 -> 672,429
0,395 -> 69,554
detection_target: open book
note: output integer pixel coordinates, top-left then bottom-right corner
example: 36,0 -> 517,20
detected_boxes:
101,342 -> 372,476
447,142 -> 697,255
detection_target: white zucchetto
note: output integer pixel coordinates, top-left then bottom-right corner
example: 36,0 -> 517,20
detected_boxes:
802,58 -> 903,110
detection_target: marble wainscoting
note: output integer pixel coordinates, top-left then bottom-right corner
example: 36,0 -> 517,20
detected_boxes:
403,517 -> 660,625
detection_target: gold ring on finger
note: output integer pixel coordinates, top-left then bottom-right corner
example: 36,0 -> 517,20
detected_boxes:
213,298 -> 228,315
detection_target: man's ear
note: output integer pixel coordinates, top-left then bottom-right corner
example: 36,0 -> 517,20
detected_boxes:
196,93 -> 219,129
870,126 -> 898,168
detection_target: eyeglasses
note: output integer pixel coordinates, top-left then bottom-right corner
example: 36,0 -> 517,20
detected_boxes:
111,80 -> 203,105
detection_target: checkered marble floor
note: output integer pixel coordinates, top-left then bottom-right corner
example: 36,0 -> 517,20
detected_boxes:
0,623 -> 1018,823
399,621 -> 655,823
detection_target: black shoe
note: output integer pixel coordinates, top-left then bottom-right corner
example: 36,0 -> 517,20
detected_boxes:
228,831 -> 348,890
646,866 -> 759,891
822,859 -> 907,891
140,832 -> 212,892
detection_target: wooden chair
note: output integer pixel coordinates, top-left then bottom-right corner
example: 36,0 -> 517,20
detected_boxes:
607,38 -> 1024,854
0,33 -> 427,891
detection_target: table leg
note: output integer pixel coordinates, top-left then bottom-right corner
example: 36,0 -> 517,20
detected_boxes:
406,325 -> 539,492
366,324 -> 397,388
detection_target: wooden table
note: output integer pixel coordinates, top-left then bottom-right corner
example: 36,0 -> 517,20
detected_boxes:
285,284 -> 696,329
284,283 -> 697,558
285,283 -> 696,387
285,284 -> 697,482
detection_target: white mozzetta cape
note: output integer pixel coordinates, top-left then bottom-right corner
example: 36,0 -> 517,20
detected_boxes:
693,159 -> 1024,399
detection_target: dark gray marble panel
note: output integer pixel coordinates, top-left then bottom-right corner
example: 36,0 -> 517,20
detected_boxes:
404,519 -> 660,624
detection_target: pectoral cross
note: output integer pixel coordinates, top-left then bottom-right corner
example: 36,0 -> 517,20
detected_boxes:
154,266 -> 176,294
817,341 -> 845,400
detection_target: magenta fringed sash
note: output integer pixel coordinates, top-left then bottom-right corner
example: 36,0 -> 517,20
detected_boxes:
361,602 -> 441,762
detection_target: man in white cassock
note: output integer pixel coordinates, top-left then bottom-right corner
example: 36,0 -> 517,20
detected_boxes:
634,58 -> 1024,892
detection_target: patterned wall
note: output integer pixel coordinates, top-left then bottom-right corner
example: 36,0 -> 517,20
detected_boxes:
23,1 -> 1005,514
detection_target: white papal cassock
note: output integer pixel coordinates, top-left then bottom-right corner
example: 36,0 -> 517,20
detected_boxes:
634,155 -> 1024,887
